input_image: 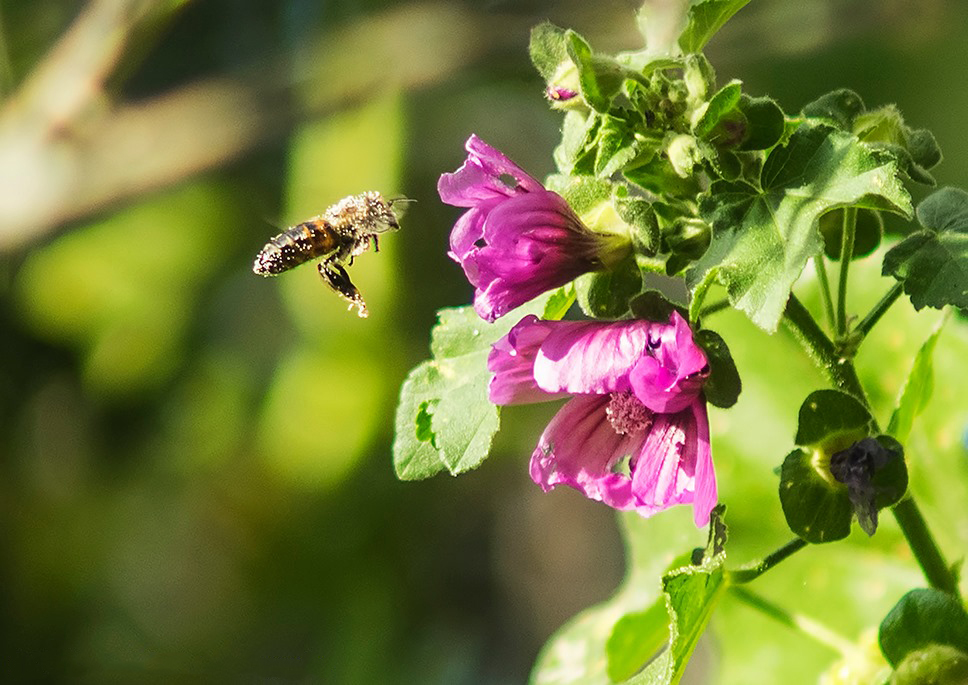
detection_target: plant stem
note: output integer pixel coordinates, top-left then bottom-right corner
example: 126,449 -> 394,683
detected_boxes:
853,282 -> 903,341
836,208 -> 857,336
729,586 -> 857,656
891,496 -> 960,595
782,294 -> 871,410
728,538 -> 807,584
699,299 -> 730,320
814,257 -> 836,332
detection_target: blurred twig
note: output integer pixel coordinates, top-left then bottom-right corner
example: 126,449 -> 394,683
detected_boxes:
0,0 -> 520,251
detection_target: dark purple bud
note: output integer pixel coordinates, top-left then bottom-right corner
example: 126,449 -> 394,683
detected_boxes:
829,437 -> 904,536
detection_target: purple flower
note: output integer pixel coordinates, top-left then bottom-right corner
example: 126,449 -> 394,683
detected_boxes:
488,310 -> 717,526
439,135 -> 630,322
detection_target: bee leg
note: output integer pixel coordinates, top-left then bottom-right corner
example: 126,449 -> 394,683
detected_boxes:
372,235 -> 380,253
318,261 -> 368,318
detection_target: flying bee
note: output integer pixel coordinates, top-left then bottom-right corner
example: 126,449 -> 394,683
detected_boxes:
253,191 -> 407,317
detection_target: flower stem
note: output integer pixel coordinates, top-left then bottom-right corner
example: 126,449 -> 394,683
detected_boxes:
836,208 -> 857,336
699,299 -> 730,320
729,586 -> 857,656
814,257 -> 836,332
853,282 -> 903,341
891,496 -> 960,595
728,538 -> 807,584
782,294 -> 871,409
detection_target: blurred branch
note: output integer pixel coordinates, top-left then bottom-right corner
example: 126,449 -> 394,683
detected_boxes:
0,0 -> 521,251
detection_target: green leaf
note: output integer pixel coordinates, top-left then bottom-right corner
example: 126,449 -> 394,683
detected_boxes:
794,388 -> 873,448
692,80 -> 742,139
614,193 -> 661,256
392,297 -> 550,480
892,645 -> 968,685
694,329 -> 741,409
854,104 -> 943,185
687,123 -> 913,332
606,599 -> 669,682
887,317 -> 945,443
736,95 -> 785,151
627,522 -> 728,684
530,22 -> 569,81
554,111 -> 599,174
678,0 -> 752,54
819,208 -> 883,260
542,284 -> 577,320
778,448 -> 853,543
801,88 -> 866,131
530,508 -> 706,685
883,187 -> 968,310
879,588 -> 968,667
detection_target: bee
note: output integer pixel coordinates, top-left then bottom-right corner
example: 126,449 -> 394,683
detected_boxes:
253,191 -> 406,318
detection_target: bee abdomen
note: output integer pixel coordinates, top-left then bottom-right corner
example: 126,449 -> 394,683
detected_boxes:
252,219 -> 338,276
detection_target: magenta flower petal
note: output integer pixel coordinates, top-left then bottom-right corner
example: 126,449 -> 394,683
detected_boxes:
629,311 -> 708,413
488,315 -> 563,405
440,135 -> 630,322
490,313 -> 719,527
529,395 -> 644,511
438,135 -> 544,208
630,399 -> 716,526
532,319 -> 656,395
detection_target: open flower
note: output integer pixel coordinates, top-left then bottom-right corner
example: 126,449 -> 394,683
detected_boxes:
439,135 -> 630,322
488,310 -> 716,526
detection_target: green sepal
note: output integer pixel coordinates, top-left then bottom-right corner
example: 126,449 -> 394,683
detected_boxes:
736,95 -> 785,150
883,186 -> 968,310
529,21 -> 569,81
614,191 -> 661,255
801,88 -> 866,131
794,388 -> 873,448
565,30 -> 629,113
779,447 -> 854,543
879,588 -> 968,668
820,208 -> 883,260
575,253 -> 643,319
694,329 -> 741,409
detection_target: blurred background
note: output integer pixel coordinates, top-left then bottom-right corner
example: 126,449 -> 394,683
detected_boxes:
1,0 -> 967,682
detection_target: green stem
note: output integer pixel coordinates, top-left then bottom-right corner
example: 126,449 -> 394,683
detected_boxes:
853,282 -> 903,341
729,586 -> 857,656
814,257 -> 836,332
782,294 -> 871,411
728,538 -> 808,584
836,208 -> 857,336
892,496 -> 960,595
699,299 -> 730,320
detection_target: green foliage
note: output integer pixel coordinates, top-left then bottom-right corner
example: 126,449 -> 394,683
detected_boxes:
819,208 -> 883,260
688,123 -> 913,331
394,295 -> 562,480
879,589 -> 968,668
794,389 -> 874,448
887,318 -> 945,443
693,329 -> 741,409
779,447 -> 854,543
677,0 -> 752,54
883,187 -> 968,310
529,22 -> 569,81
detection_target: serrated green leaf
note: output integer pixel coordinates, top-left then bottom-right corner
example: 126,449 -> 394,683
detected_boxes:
778,448 -> 853,543
392,297 -> 552,481
530,22 -> 570,81
883,187 -> 968,310
678,0 -> 751,54
887,317 -> 945,443
687,123 -> 913,332
614,194 -> 661,255
542,284 -> 576,321
553,111 -> 599,174
530,509 -> 705,685
879,588 -> 968,667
